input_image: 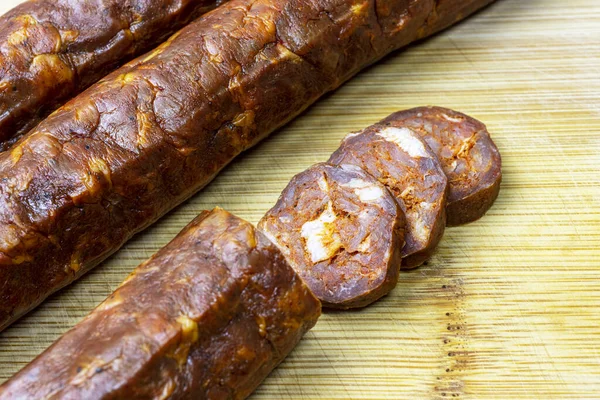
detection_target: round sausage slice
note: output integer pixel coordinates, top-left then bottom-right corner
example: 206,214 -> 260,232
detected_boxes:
329,125 -> 448,269
258,163 -> 404,309
380,106 -> 502,226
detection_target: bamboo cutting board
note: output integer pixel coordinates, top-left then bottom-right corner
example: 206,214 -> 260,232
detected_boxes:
1,0 -> 599,398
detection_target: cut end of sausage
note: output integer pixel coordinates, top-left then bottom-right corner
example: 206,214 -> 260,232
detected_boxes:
0,207 -> 321,399
329,126 -> 448,269
380,106 -> 502,226
258,163 -> 404,309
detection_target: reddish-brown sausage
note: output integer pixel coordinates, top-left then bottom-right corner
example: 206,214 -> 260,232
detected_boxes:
329,125 -> 448,269
0,0 -> 496,330
0,208 -> 321,399
0,0 -> 225,150
259,163 -> 404,309
380,106 -> 502,226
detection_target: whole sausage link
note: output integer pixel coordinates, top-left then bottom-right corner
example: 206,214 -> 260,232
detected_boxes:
0,208 -> 321,399
0,0 -> 497,330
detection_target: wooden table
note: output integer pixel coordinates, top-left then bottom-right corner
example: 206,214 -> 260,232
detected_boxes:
1,0 -> 599,398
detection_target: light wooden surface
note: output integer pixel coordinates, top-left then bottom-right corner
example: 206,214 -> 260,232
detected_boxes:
1,0 -> 599,398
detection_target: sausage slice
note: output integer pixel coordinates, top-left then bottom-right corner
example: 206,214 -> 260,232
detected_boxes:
380,107 -> 502,226
0,208 -> 320,399
329,125 -> 448,269
259,163 -> 404,309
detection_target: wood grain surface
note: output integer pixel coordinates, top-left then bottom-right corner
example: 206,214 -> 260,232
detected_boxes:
1,0 -> 599,398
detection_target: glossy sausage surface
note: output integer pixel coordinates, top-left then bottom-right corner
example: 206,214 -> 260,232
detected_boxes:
0,0 -> 224,150
0,208 -> 321,399
0,0 -> 496,330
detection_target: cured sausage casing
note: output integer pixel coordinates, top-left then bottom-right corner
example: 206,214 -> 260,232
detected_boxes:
259,163 -> 404,309
329,125 -> 448,269
0,0 -> 223,150
380,106 -> 502,226
0,208 -> 320,399
0,0 -> 496,330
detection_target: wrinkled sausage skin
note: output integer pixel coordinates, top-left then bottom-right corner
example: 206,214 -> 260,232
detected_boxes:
0,208 -> 321,400
329,125 -> 448,269
0,0 -> 496,330
259,163 -> 404,309
0,0 -> 225,150
380,106 -> 502,226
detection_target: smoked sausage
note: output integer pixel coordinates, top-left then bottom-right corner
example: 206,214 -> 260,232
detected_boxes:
329,125 -> 448,269
380,106 -> 502,226
0,0 -> 496,330
0,0 -> 224,150
259,163 -> 404,309
0,208 -> 321,399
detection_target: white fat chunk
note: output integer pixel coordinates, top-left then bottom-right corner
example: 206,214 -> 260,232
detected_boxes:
408,202 -> 433,243
442,113 -> 463,123
343,178 -> 384,202
357,234 -> 371,253
301,202 -> 342,263
377,127 -> 431,158
317,175 -> 329,192
409,211 -> 429,243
